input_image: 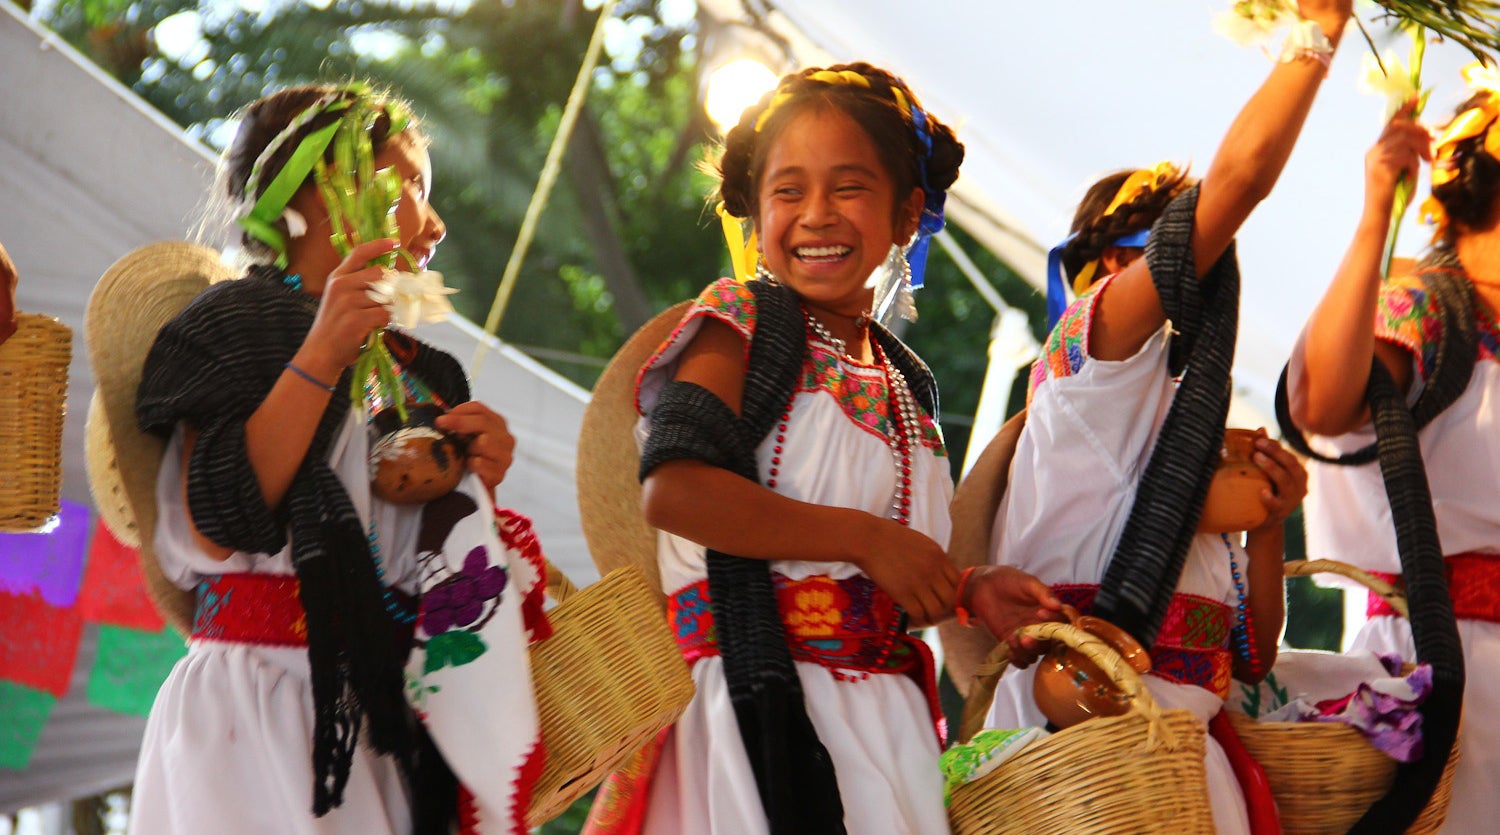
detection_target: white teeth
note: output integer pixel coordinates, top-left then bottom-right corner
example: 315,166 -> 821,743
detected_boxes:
795,245 -> 852,260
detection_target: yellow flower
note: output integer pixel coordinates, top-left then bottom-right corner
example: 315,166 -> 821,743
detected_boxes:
366,269 -> 459,329
1358,50 -> 1422,118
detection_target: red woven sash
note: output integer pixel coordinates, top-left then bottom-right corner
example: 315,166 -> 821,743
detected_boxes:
1366,551 -> 1500,622
192,574 -> 307,647
1054,584 -> 1235,698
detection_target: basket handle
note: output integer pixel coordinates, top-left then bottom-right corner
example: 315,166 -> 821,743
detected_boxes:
543,558 -> 579,605
1284,558 -> 1408,619
957,620 -> 1172,747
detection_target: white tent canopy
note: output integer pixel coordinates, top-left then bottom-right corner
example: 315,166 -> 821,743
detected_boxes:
0,1 -> 591,810
700,0 -> 1482,418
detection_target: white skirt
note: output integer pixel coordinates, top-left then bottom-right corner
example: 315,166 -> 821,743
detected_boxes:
1352,615 -> 1500,835
643,657 -> 949,835
128,640 -> 409,835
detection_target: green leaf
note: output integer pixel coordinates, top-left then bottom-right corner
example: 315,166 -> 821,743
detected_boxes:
422,629 -> 486,674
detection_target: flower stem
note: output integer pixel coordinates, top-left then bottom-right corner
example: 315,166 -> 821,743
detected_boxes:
1381,24 -> 1427,280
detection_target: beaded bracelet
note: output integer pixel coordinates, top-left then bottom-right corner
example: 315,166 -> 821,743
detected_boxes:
284,361 -> 336,393
1278,19 -> 1335,74
955,565 -> 980,628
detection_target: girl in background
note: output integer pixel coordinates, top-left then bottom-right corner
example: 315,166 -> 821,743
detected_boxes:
1288,71 -> 1499,832
983,0 -> 1348,830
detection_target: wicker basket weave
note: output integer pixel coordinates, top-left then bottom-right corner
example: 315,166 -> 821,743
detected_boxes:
949,621 -> 1214,835
1223,559 -> 1457,834
0,313 -> 71,532
526,560 -> 694,827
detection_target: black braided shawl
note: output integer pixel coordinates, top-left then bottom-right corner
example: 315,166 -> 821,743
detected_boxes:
1090,185 -> 1241,649
1274,260 -> 1471,834
639,278 -> 938,835
136,267 -> 469,825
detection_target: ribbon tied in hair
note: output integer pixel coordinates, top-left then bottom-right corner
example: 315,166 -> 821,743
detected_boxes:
729,68 -> 948,291
1045,162 -> 1179,329
1420,63 -> 1500,238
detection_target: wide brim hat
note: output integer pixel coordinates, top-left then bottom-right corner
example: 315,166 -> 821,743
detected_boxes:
576,301 -> 690,607
84,241 -> 236,634
938,409 -> 1027,695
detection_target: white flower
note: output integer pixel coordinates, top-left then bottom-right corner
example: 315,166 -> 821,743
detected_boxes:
1463,62 -> 1500,98
1358,50 -> 1422,118
1213,0 -> 1299,47
367,269 -> 459,329
281,207 -> 308,238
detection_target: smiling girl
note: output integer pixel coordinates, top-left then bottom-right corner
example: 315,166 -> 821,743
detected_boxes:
583,64 -> 1060,835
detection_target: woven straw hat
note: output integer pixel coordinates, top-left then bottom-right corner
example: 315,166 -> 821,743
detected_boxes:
938,409 -> 1027,696
576,301 -> 690,606
84,241 -> 236,634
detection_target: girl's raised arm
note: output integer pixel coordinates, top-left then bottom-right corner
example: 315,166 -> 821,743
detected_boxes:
1091,0 -> 1352,361
1289,109 -> 1428,435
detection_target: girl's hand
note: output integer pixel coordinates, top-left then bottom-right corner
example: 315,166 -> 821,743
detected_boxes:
1296,0 -> 1352,39
853,519 -> 960,627
299,238 -> 399,376
1249,429 -> 1308,532
965,565 -> 1066,669
435,401 -> 515,491
1365,102 -> 1432,209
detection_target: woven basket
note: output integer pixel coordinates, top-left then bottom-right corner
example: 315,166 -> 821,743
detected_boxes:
0,313 -> 72,532
949,621 -> 1214,835
1223,559 -> 1457,834
526,560 -> 695,827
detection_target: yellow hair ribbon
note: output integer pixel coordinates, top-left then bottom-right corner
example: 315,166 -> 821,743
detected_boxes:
754,89 -> 795,132
1072,261 -> 1100,297
806,69 -> 870,88
1069,162 -> 1178,292
1432,107 -> 1496,164
1431,63 -> 1500,180
754,69 -> 875,132
1102,162 -> 1179,218
717,202 -> 759,282
890,87 -> 911,120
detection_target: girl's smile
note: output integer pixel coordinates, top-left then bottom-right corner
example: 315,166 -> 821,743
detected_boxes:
755,107 -> 922,322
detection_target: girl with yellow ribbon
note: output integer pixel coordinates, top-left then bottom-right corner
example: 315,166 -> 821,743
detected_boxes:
985,2 -> 1349,833
1289,61 -> 1500,834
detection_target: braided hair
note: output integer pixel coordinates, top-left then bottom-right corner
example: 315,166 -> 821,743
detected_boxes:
1429,92 -> 1500,246
1061,167 -> 1193,285
713,62 -> 964,226
205,83 -> 424,266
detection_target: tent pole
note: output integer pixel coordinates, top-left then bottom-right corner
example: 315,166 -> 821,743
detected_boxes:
473,0 -> 619,373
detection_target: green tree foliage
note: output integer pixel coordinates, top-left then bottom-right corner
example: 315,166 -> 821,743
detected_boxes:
41,0 -> 1044,439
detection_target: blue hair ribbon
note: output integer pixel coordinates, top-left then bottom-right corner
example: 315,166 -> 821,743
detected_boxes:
906,97 -> 945,290
1045,228 -> 1151,331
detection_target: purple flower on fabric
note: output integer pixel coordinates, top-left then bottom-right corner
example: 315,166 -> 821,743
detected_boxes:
1317,660 -> 1433,763
421,546 -> 508,637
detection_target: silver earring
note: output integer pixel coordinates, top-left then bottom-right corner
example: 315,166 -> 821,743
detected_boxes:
893,245 -> 916,323
755,258 -> 777,284
865,244 -> 916,326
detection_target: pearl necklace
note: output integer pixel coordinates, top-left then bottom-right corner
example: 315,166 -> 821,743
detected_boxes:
780,312 -> 917,526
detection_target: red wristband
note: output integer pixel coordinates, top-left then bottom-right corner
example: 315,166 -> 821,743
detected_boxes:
955,566 -> 979,628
